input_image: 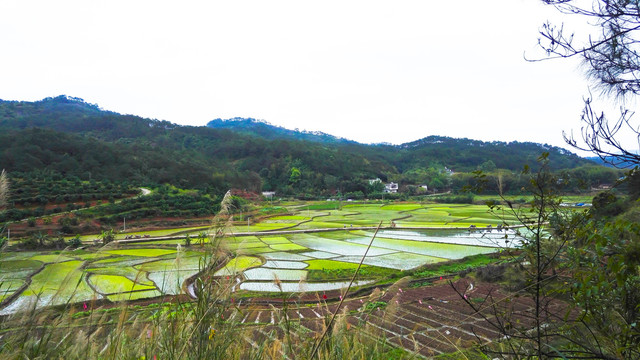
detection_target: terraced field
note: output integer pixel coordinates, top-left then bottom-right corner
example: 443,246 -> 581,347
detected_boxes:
0,202 -> 520,313
204,278 -> 557,358
0,247 -> 203,314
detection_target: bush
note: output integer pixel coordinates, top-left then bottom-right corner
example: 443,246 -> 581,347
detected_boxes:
476,263 -> 507,282
68,235 -> 82,248
591,191 -> 625,218
433,194 -> 475,204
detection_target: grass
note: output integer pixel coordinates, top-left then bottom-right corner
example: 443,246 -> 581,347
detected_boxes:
306,264 -> 398,281
305,259 -> 366,270
410,253 -> 498,278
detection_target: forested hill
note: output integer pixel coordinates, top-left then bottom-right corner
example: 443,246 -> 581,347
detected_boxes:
207,118 -> 355,144
0,96 -> 606,197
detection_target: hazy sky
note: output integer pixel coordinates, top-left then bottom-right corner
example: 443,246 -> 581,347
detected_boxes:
0,1 -> 600,150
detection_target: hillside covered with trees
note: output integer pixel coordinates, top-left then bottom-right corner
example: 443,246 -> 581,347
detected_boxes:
0,96 -> 618,200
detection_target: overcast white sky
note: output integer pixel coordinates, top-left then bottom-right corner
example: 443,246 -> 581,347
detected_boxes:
0,1 -> 603,151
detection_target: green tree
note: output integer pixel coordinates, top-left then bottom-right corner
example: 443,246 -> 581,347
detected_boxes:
569,220 -> 640,359
33,232 -> 49,248
197,231 -> 208,247
479,160 -> 497,172
99,229 -> 116,245
289,167 -> 301,184
538,1 -> 640,167
460,154 -> 595,358
68,234 -> 82,248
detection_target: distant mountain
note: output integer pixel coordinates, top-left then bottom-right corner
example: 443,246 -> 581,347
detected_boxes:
399,135 -> 594,172
585,156 -> 638,169
0,96 -> 611,198
207,117 -> 355,144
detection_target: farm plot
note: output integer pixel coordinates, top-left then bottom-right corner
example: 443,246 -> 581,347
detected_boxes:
2,202 -> 514,307
368,229 -> 521,248
346,236 -> 495,259
7,260 -> 99,313
259,236 -> 290,244
288,203 -> 512,229
214,256 -> 263,277
290,234 -> 396,257
88,274 -> 156,294
0,259 -> 42,279
263,260 -> 308,269
335,252 -> 445,270
224,223 -> 508,292
243,268 -> 307,281
138,255 -> 204,294
0,247 -> 209,314
239,280 -> 375,292
393,205 -> 508,227
262,252 -> 311,261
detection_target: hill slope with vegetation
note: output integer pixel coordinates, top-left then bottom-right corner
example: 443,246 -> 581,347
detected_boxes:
0,96 -> 613,199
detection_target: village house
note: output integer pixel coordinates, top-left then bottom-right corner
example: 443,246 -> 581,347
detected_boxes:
385,182 -> 398,193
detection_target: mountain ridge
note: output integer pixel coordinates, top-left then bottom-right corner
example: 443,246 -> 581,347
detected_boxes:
0,96 -> 612,198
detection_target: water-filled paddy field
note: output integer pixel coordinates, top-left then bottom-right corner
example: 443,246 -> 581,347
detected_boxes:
0,202 -> 523,313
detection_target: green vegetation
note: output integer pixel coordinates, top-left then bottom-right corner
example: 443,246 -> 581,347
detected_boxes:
22,260 -> 97,305
0,96 -> 601,208
88,274 -> 156,294
411,254 -> 496,278
106,248 -> 177,257
305,259 -> 365,270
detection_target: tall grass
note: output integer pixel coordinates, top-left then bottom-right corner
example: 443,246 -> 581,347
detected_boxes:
0,190 -> 412,359
0,169 -> 8,209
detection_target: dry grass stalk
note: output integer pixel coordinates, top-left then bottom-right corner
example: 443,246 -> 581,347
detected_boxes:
0,169 -> 8,208
310,221 -> 383,359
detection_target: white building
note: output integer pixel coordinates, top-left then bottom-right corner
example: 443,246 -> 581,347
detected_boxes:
385,182 -> 398,193
262,191 -> 276,199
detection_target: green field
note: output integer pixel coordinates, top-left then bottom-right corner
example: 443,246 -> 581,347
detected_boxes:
0,201 -> 514,312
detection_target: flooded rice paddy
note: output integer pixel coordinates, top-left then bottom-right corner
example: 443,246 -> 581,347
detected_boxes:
1,203 -> 526,313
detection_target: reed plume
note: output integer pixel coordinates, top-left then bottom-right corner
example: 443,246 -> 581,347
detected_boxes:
0,169 -> 9,208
